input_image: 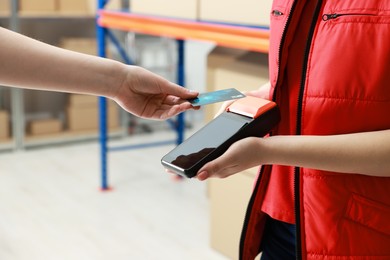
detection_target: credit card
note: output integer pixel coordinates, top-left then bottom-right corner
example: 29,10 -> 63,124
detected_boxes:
188,88 -> 245,106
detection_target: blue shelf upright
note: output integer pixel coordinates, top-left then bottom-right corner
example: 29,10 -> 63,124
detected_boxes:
96,0 -> 186,190
97,0 -> 109,190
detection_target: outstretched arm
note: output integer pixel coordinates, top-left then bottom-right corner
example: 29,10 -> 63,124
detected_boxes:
0,27 -> 198,119
196,129 -> 390,180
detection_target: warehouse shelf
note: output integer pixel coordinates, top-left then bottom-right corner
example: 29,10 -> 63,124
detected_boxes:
98,10 -> 270,53
0,139 -> 14,151
1,0 -> 104,151
0,13 -> 94,19
96,3 -> 270,190
23,128 -> 124,148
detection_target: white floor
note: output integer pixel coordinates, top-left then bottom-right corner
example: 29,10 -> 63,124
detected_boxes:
0,129 -> 229,260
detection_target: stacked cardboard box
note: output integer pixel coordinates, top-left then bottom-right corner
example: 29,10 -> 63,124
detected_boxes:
204,47 -> 247,122
200,0 -> 273,27
19,0 -> 57,14
206,46 -> 269,259
0,0 -> 10,15
0,110 -> 9,140
60,38 -> 97,56
205,46 -> 269,121
86,0 -> 121,13
57,0 -> 90,15
61,38 -> 118,132
66,94 -> 119,132
130,0 -> 198,20
60,37 -> 113,58
131,0 -> 272,26
28,118 -> 63,136
58,0 -> 121,15
209,168 -> 260,260
19,0 -> 121,15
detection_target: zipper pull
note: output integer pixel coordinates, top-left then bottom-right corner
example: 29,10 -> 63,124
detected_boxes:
322,13 -> 340,21
272,10 -> 284,17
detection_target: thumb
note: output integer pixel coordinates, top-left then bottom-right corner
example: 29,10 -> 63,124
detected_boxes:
197,159 -> 221,180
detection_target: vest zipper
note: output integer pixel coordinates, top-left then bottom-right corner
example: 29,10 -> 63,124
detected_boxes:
272,10 -> 284,17
322,13 -> 377,21
271,2 -> 298,102
239,2 -> 299,259
295,1 -> 324,260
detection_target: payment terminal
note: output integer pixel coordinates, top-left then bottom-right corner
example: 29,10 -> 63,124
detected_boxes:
161,96 -> 280,178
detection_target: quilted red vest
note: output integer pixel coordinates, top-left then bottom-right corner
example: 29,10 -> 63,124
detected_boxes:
239,1 -> 390,259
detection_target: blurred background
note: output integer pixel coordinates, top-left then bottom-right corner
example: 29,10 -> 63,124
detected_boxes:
0,0 -> 270,259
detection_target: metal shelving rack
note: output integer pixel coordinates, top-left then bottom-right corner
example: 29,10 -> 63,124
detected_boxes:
9,0 -> 24,151
96,0 -> 270,190
1,0 -> 102,151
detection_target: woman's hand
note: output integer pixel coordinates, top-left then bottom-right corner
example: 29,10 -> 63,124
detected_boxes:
196,129 -> 390,180
214,82 -> 271,118
196,137 -> 266,181
246,81 -> 271,100
113,66 -> 199,120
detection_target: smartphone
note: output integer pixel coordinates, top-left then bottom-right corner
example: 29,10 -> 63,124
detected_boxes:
161,101 -> 280,178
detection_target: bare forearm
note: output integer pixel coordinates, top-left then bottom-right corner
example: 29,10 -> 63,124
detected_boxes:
0,27 -> 125,98
262,129 -> 390,177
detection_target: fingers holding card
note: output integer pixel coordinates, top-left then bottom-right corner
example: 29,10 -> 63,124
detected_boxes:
188,88 -> 245,106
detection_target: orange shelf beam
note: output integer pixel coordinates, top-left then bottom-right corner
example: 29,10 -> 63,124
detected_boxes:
98,10 -> 269,53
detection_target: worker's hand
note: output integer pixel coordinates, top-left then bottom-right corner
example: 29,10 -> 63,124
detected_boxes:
113,66 -> 199,120
195,137 -> 265,181
247,81 -> 272,100
214,82 -> 271,118
214,99 -> 236,118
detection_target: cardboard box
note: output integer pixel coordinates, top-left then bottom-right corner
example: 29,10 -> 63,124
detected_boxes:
66,101 -> 119,131
131,0 -> 198,20
205,47 -> 247,122
0,110 -> 10,139
60,38 -> 97,56
19,0 -> 57,14
199,0 -> 272,27
28,118 -> 62,135
68,94 -> 98,108
206,47 -> 268,259
67,105 -> 98,131
0,0 -> 10,15
209,168 -> 260,260
213,51 -> 269,91
58,0 -> 89,14
205,46 -> 269,122
58,0 -> 121,14
88,0 -> 121,12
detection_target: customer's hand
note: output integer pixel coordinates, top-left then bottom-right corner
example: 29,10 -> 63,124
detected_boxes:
113,66 -> 199,120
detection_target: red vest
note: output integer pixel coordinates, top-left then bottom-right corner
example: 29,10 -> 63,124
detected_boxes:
240,1 -> 390,259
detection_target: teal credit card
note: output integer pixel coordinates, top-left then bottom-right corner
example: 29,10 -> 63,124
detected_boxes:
188,88 -> 245,106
